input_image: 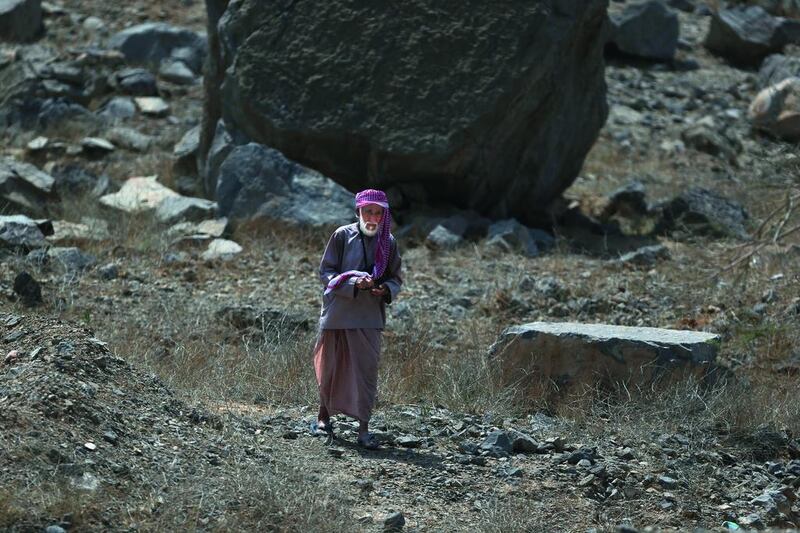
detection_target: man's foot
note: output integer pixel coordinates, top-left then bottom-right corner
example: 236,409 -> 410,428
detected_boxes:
357,432 -> 380,450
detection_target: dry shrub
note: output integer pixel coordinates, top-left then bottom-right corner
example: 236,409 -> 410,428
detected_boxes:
114,306 -> 319,407
122,462 -> 356,532
558,374 -> 800,455
379,318 -> 524,417
0,463 -> 355,532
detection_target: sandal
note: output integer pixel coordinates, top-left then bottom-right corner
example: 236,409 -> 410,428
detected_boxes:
357,432 -> 380,450
310,419 -> 336,445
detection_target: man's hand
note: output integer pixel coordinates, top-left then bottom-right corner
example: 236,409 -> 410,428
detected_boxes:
355,276 -> 374,290
370,284 -> 388,297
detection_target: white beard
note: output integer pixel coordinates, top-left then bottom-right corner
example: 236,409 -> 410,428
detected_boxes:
358,216 -> 379,237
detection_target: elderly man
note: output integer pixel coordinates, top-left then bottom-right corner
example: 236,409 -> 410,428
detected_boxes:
312,189 -> 402,449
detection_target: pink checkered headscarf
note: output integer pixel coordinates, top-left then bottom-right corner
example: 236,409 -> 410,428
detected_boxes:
355,189 -> 391,280
324,189 -> 392,295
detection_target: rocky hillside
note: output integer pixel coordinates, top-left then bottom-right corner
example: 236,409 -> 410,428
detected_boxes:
1,0 -> 799,531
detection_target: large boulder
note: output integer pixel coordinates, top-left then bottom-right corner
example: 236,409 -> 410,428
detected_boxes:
216,143 -> 354,227
609,1 -> 680,61
0,0 -> 43,42
704,6 -> 799,66
748,76 -> 800,141
207,0 -> 608,225
489,322 -> 719,398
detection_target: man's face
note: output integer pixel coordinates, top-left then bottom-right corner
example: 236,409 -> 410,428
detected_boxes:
358,205 -> 384,236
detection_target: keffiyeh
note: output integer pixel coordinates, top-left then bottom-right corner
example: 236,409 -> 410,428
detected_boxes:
324,189 -> 392,295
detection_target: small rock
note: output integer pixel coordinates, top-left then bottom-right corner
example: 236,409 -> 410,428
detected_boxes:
114,67 -> 158,96
96,263 -> 119,280
425,224 -> 463,250
13,271 -> 42,306
383,511 -> 405,531
658,475 -> 678,489
618,244 -> 670,267
159,59 -> 196,85
81,137 -> 116,156
200,239 -> 242,261
135,96 -> 170,117
396,435 -> 422,448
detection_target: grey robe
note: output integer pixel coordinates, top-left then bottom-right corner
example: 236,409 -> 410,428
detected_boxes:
318,223 -> 402,330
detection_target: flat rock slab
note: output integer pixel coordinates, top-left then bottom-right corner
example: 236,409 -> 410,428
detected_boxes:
99,176 -> 179,213
490,322 -> 719,397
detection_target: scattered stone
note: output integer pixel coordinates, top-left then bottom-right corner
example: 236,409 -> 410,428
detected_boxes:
173,125 -> 200,176
82,16 -> 105,32
44,526 -> 66,533
13,271 -> 42,306
748,77 -> 800,141
0,215 -> 47,249
215,143 -> 354,227
704,6 -> 791,66
680,122 -> 740,164
97,96 -> 137,120
490,322 -> 719,397
26,136 -> 49,152
383,511 -> 405,532
617,244 -> 670,267
737,513 -> 764,529
200,238 -> 242,261
28,246 -> 96,274
0,0 -> 43,42
396,435 -> 422,448
759,53 -> 800,88
658,475 -> 678,488
603,181 -> 649,219
0,157 -> 56,216
610,1 -> 680,60
657,187 -> 750,240
96,263 -> 119,281
155,195 -> 217,224
159,59 -> 196,85
425,224 -> 463,250
486,219 -> 539,258
80,137 -> 115,156
202,119 -> 234,197
107,127 -> 153,152
47,164 -> 103,196
134,96 -> 170,117
167,218 -> 228,240
99,176 -> 179,214
108,22 -> 206,71
327,447 -> 345,458
511,433 -> 539,453
113,67 -> 158,96
480,430 -> 513,456
48,219 -> 110,243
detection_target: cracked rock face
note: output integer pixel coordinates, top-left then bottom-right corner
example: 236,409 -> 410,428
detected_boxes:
208,0 -> 609,225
